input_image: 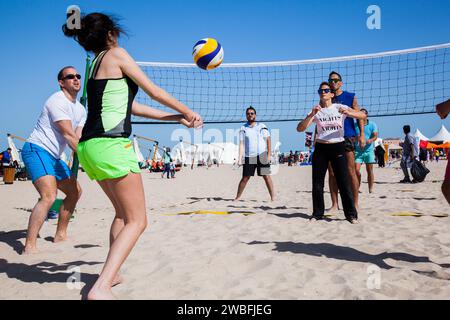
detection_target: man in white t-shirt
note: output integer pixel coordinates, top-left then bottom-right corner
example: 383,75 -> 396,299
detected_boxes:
234,106 -> 275,201
21,66 -> 86,254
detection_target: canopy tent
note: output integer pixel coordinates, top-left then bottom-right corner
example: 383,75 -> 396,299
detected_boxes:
172,142 -> 238,165
8,135 -> 25,167
7,134 -> 25,167
429,125 -> 450,142
272,141 -> 282,164
133,137 -> 146,163
439,142 -> 450,149
133,135 -> 163,163
171,140 -> 198,166
420,141 -> 440,149
388,144 -> 403,150
414,129 -> 429,141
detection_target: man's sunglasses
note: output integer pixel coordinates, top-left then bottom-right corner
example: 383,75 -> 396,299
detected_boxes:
62,74 -> 81,80
318,88 -> 332,94
328,78 -> 341,83
246,112 -> 255,116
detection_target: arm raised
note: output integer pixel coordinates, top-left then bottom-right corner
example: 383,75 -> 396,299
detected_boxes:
112,48 -> 203,127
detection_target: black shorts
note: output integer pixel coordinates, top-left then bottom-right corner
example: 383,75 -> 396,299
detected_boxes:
243,152 -> 271,177
344,137 -> 356,152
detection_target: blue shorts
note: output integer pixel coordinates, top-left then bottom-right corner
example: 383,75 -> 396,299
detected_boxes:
355,148 -> 376,164
21,142 -> 71,183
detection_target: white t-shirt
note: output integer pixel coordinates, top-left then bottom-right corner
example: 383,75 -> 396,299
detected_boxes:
311,103 -> 350,143
239,122 -> 270,157
28,91 -> 87,159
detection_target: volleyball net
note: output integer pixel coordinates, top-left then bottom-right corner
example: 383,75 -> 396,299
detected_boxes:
134,43 -> 450,124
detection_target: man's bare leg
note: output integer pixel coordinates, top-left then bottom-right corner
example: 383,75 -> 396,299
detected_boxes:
262,175 -> 275,201
234,176 -> 250,201
23,176 -> 58,254
366,163 -> 374,193
54,177 -> 82,243
355,163 -> 362,188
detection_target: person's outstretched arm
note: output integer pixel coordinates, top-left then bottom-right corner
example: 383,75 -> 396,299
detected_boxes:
113,47 -> 203,127
131,101 -> 194,128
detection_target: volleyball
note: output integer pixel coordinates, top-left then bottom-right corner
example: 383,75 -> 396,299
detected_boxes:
192,38 -> 224,70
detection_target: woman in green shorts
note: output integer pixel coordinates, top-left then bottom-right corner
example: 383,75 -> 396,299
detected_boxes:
64,13 -> 203,300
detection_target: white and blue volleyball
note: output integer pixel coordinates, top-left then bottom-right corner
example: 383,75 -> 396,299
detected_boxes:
192,38 -> 224,70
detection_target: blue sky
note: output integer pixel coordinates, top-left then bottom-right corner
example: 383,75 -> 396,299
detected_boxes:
0,0 -> 449,152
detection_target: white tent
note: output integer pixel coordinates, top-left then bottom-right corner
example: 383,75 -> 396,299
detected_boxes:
414,129 -> 429,141
154,148 -> 163,162
272,141 -> 282,164
7,135 -> 24,167
172,142 -> 238,165
133,137 -> 145,163
429,125 -> 450,142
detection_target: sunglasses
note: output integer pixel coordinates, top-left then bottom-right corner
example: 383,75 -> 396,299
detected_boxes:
318,88 -> 332,94
246,112 -> 255,116
62,74 -> 81,80
328,78 -> 341,83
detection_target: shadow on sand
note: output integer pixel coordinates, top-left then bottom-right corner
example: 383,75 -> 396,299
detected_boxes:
247,241 -> 450,271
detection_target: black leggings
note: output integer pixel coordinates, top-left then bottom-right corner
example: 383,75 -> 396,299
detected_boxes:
312,142 -> 357,220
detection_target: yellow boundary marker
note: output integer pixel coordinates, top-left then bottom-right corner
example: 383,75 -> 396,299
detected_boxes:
390,211 -> 448,218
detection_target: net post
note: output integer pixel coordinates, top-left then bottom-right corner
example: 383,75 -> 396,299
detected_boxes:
71,54 -> 91,178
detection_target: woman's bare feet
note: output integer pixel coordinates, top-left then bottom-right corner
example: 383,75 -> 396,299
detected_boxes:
326,206 -> 339,214
53,233 -> 69,243
112,274 -> 124,287
87,286 -> 117,300
22,246 -> 39,255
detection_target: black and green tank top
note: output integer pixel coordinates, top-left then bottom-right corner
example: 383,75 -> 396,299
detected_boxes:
80,50 -> 139,142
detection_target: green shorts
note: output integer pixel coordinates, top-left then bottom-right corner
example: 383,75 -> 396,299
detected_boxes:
355,148 -> 376,164
77,137 -> 141,181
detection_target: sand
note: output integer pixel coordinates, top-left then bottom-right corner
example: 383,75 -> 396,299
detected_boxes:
0,160 -> 449,300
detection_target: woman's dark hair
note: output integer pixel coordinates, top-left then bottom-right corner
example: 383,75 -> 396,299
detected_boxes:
62,13 -> 125,53
318,82 -> 331,89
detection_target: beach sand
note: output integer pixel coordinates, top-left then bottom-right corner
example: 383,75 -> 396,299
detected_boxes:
0,161 -> 449,300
